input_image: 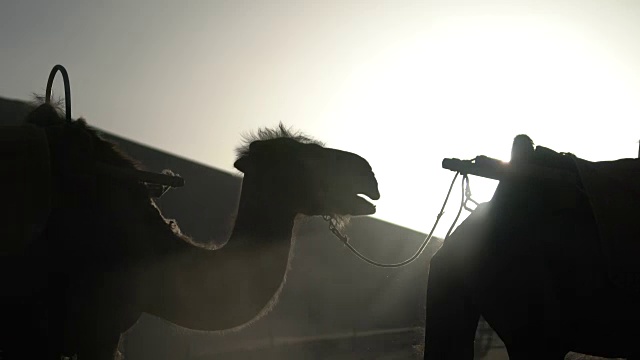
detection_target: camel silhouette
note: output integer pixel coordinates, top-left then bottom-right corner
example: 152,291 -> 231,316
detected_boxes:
0,102 -> 380,359
424,135 -> 640,359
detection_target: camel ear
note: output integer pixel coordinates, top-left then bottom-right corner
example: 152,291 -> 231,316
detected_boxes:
234,156 -> 252,173
249,140 -> 269,153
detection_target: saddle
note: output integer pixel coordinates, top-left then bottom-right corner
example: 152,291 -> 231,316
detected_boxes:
0,124 -> 51,255
516,143 -> 640,294
445,137 -> 640,294
572,156 -> 640,292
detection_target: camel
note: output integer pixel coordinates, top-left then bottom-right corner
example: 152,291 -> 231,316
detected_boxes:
0,102 -> 380,359
424,135 -> 640,359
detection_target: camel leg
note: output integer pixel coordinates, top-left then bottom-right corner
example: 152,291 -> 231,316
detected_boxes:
504,347 -> 566,360
475,278 -> 568,360
472,238 -> 568,360
423,249 -> 480,360
70,312 -> 122,360
76,333 -> 121,360
0,291 -> 68,359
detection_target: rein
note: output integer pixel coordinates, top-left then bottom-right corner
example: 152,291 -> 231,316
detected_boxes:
324,165 -> 478,268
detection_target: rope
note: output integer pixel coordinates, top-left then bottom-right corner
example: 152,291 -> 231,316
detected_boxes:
326,168 -> 478,268
45,64 -> 72,122
444,174 -> 470,240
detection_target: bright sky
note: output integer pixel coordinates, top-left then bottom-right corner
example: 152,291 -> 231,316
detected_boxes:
2,1 -> 640,238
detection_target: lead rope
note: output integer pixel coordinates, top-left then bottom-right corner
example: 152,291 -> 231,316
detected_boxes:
324,166 -> 478,268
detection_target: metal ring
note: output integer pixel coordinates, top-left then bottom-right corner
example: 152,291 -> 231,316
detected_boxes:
45,64 -> 72,122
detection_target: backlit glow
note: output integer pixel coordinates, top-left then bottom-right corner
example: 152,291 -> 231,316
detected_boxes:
2,2 -> 639,238
325,13 -> 640,236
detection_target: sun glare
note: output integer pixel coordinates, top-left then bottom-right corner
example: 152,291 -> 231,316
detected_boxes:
326,13 -> 640,237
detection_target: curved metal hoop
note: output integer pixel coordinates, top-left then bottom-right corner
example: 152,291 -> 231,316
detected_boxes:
45,64 -> 72,122
41,64 -> 184,195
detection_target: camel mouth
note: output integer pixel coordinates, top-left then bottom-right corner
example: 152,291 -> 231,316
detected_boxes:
324,171 -> 379,216
321,188 -> 377,216
349,173 -> 380,215
354,193 -> 377,215
361,185 -> 380,201
338,193 -> 376,216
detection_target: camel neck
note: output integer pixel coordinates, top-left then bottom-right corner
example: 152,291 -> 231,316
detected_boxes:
142,173 -> 299,331
229,174 -> 297,244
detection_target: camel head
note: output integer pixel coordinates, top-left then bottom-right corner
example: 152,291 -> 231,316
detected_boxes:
234,124 -> 380,218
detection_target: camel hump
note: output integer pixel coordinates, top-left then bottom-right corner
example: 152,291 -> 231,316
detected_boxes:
0,124 -> 51,254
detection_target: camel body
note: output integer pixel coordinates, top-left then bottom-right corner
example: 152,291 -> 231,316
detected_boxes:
425,136 -> 640,359
0,102 -> 379,360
